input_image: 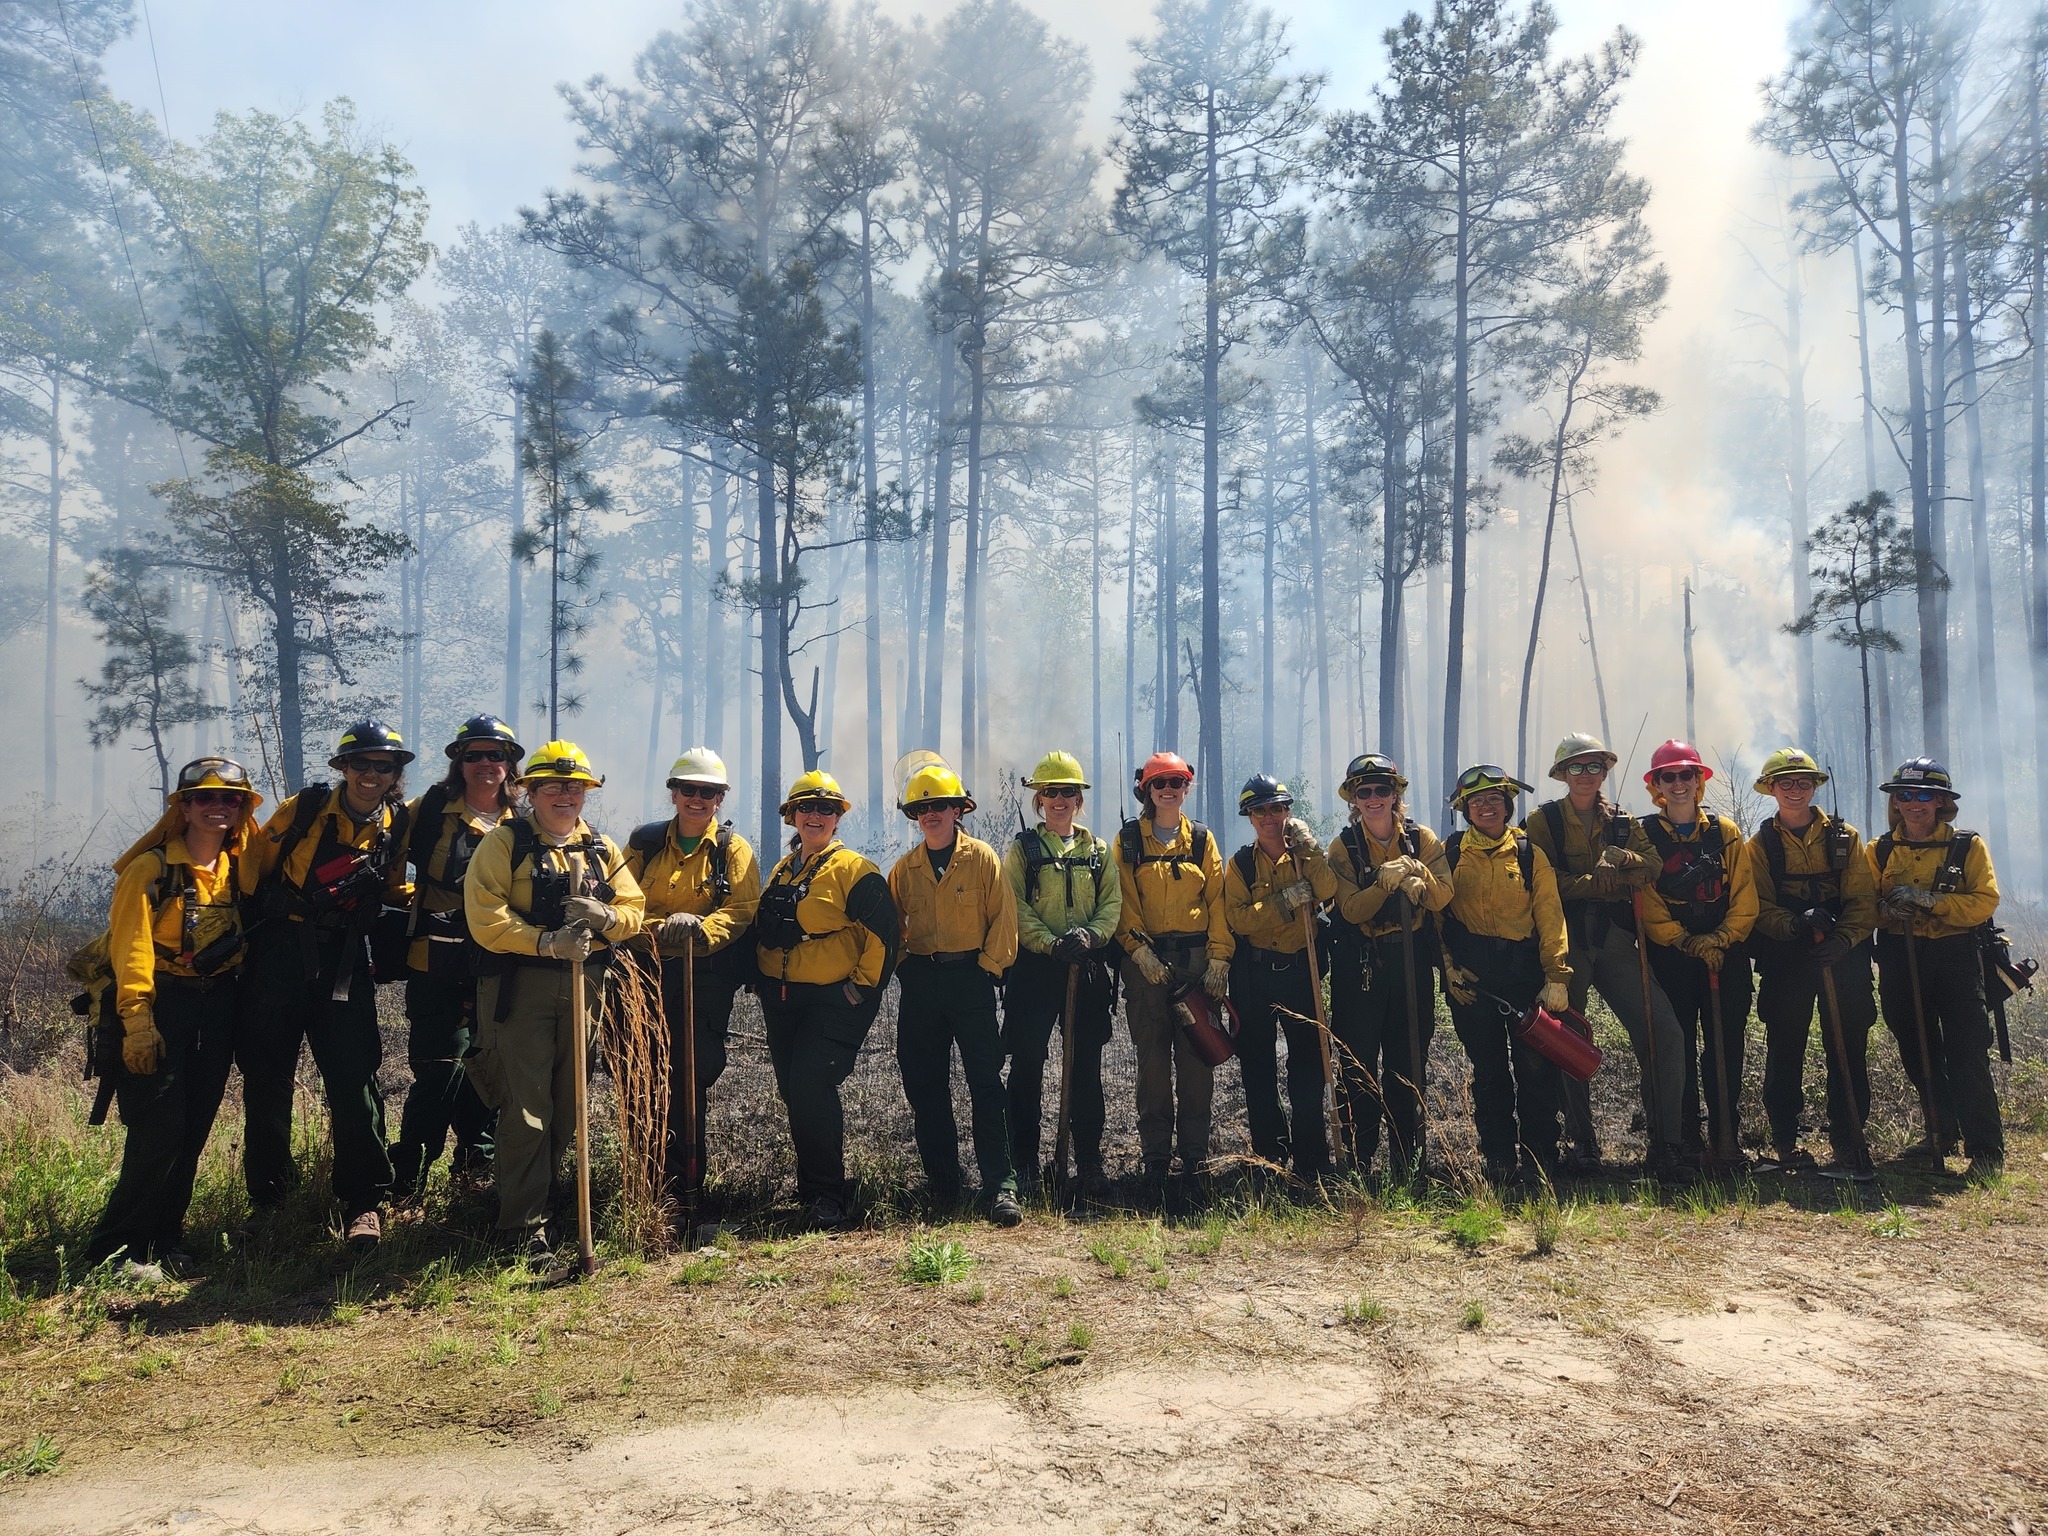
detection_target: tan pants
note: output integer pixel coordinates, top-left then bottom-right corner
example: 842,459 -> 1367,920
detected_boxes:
468,962 -> 602,1234
1121,945 -> 1213,1171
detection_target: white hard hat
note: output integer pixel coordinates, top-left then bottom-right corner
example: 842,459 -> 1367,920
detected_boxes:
666,747 -> 729,790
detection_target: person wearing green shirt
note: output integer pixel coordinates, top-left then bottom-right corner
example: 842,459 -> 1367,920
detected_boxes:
1001,752 -> 1123,1199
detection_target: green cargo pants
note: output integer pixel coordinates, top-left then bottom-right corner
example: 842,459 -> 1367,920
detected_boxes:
467,958 -> 607,1236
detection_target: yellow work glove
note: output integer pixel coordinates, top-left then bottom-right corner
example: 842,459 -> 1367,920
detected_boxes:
1202,957 -> 1231,999
1400,873 -> 1429,906
1131,945 -> 1169,987
1375,856 -> 1421,891
1539,981 -> 1570,1013
539,927 -> 595,962
1282,817 -> 1318,856
121,1009 -> 164,1076
1280,879 -> 1316,914
1679,935 -> 1724,972
1443,963 -> 1477,1006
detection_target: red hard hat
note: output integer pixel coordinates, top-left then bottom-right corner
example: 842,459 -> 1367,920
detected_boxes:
1136,751 -> 1193,788
1644,739 -> 1712,787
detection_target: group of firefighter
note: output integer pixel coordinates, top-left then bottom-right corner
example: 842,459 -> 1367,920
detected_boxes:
79,712 -> 2014,1278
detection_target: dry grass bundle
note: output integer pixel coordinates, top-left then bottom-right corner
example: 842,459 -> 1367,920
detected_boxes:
599,953 -> 671,1257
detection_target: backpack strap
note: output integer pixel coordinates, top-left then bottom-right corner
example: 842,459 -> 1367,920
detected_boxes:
271,782 -> 333,882
408,784 -> 451,874
1232,844 -> 1259,893
1441,829 -> 1532,885
628,819 -> 669,859
1017,829 -> 1052,903
1539,800 -> 1568,867
1935,830 -> 1975,893
1757,816 -> 1788,895
1873,831 -> 1895,873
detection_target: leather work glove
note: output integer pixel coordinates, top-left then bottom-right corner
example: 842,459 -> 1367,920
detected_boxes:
1280,879 -> 1316,914
658,912 -> 703,949
563,895 -> 616,934
1202,957 -> 1231,999
121,1010 -> 164,1076
1132,945 -> 1170,987
539,926 -> 595,962
1400,873 -> 1429,906
1283,817 -> 1317,855
1801,907 -> 1839,942
1810,934 -> 1853,968
1885,885 -> 1937,918
1443,963 -> 1478,1006
1679,935 -> 1725,972
1375,856 -> 1422,892
1599,846 -> 1656,888
1052,929 -> 1093,965
1539,981 -> 1571,1013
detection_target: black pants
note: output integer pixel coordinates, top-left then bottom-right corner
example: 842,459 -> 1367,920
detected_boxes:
85,980 -> 237,1264
1233,948 -> 1332,1173
656,954 -> 741,1204
896,959 -> 1015,1199
1445,935 -> 1559,1174
1875,931 -> 2004,1159
759,980 -> 878,1203
1755,942 -> 1876,1158
1647,940 -> 1753,1155
392,965 -> 496,1194
235,921 -> 393,1218
1000,948 -> 1115,1177
1329,932 -> 1437,1172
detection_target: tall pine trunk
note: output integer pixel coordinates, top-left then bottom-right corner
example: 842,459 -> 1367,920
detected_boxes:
2032,45 -> 2048,890
1091,435 -> 1105,788
922,324 -> 957,750
1126,429 -> 1141,789
1896,74 -> 1946,756
1260,407 -> 1276,770
1515,353 -> 1584,785
43,372 -> 60,805
1197,84 -> 1226,829
1853,235 -> 1897,774
504,370 -> 527,729
705,459 -> 728,761
1376,371 -> 1407,764
1302,361 -> 1333,810
1782,244 -> 1818,749
1440,159 -> 1473,824
1952,232 -> 2006,854
860,196 -> 886,828
1162,455 -> 1180,749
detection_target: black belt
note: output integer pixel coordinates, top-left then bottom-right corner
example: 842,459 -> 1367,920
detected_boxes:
157,972 -> 233,994
1150,933 -> 1206,954
904,949 -> 981,968
1244,944 -> 1307,969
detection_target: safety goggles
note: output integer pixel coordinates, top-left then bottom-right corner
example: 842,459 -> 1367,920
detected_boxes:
1455,765 -> 1514,796
1892,788 -> 1946,804
177,758 -> 250,791
1654,768 -> 1701,785
461,749 -> 508,764
185,790 -> 245,808
1039,785 -> 1082,800
669,782 -> 723,800
344,758 -> 401,777
1561,761 -> 1608,777
1350,782 -> 1396,799
1146,776 -> 1191,792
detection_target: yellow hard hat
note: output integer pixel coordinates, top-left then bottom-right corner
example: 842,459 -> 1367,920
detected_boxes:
1449,763 -> 1534,811
519,740 -> 604,788
173,755 -> 264,812
901,762 -> 975,819
781,768 -> 851,823
1023,750 -> 1089,790
1549,732 -> 1617,781
1754,747 -> 1828,793
666,747 -> 729,789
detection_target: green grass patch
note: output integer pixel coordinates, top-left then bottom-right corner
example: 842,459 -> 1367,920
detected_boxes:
1443,1200 -> 1505,1251
0,1433 -> 62,1480
903,1235 -> 974,1287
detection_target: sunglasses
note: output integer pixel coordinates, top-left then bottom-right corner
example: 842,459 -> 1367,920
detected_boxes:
1562,761 -> 1608,777
669,783 -> 723,800
1248,803 -> 1290,816
1892,788 -> 1945,803
346,759 -> 400,776
1147,776 -> 1191,791
532,779 -> 584,794
1351,782 -> 1396,799
1771,775 -> 1818,791
791,800 -> 842,816
1655,769 -> 1701,785
1464,790 -> 1508,806
177,757 -> 249,790
462,749 -> 508,764
1040,786 -> 1082,800
185,789 -> 244,808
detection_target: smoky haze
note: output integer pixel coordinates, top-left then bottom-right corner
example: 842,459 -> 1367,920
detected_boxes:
8,0 -> 2039,894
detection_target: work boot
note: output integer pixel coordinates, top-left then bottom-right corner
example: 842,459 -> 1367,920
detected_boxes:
1141,1161 -> 1171,1204
1768,1144 -> 1819,1174
1901,1133 -> 1956,1163
1965,1155 -> 2005,1184
1561,1142 -> 1602,1176
807,1192 -> 850,1229
344,1209 -> 383,1253
988,1191 -> 1024,1228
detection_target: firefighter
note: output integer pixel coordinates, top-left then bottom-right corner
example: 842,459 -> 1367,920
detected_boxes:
82,758 -> 261,1278
389,715 -> 520,1204
1747,749 -> 1879,1177
1521,733 -> 1687,1176
755,770 -> 900,1228
1001,751 -> 1122,1200
1867,758 -> 2004,1178
464,741 -> 644,1262
1439,765 -> 1571,1184
1634,740 -> 1757,1167
623,748 -> 761,1222
888,762 -> 1021,1225
237,722 -> 416,1253
1325,754 -> 1453,1177
1224,773 -> 1340,1179
1114,751 -> 1232,1196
